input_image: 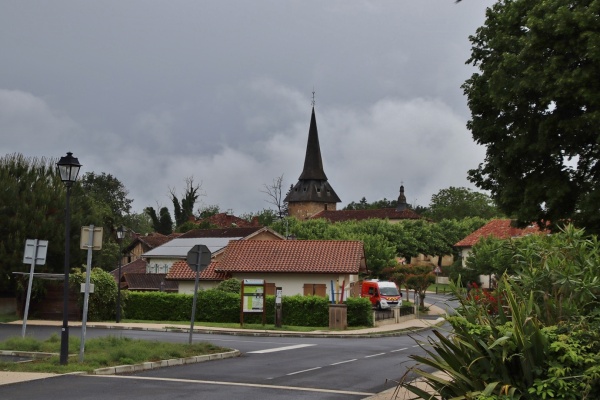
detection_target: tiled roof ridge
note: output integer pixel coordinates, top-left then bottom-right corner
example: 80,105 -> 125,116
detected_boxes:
454,219 -> 545,247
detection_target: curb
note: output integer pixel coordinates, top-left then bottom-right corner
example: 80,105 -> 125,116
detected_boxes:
82,317 -> 446,339
92,349 -> 241,375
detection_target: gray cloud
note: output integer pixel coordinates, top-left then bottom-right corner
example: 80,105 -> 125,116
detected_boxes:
0,0 -> 494,216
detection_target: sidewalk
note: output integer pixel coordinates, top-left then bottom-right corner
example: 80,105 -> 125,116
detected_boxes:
1,305 -> 447,395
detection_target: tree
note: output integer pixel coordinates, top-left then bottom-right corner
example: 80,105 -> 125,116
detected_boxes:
463,0 -> 600,233
425,186 -> 499,221
0,153 -> 102,294
170,177 -> 203,227
145,206 -> 173,235
80,172 -> 133,229
261,174 -> 287,218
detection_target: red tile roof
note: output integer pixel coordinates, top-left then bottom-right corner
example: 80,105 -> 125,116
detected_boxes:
178,227 -> 265,239
110,258 -> 147,281
193,213 -> 261,228
454,219 -> 546,248
123,232 -> 173,254
166,260 -> 229,281
122,273 -> 178,292
311,208 -> 422,222
216,240 -> 366,274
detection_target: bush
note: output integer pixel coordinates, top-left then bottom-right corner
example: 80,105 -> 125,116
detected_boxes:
123,291 -> 371,328
71,267 -> 120,321
345,297 -> 373,327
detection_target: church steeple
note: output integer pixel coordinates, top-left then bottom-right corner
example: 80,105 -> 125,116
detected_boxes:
285,105 -> 341,220
298,107 -> 328,181
396,184 -> 408,211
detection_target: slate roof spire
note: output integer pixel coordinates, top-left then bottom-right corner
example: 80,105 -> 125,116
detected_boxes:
299,107 -> 328,180
284,105 -> 341,206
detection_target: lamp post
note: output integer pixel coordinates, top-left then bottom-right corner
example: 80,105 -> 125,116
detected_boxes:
56,152 -> 81,365
116,226 -> 125,323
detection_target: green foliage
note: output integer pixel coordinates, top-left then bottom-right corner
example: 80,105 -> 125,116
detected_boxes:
79,172 -> 132,228
123,290 -> 370,328
400,225 -> 600,399
269,217 -> 486,279
170,177 -> 202,227
198,204 -> 220,219
145,206 -> 173,235
343,196 -> 398,210
0,335 -> 229,374
424,186 -> 501,222
466,235 -> 516,277
70,268 -> 120,321
345,297 -> 374,327
214,278 -> 242,294
0,153 -> 105,295
464,0 -> 600,233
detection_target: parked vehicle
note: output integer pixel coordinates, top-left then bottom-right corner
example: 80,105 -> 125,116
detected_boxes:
361,280 -> 401,310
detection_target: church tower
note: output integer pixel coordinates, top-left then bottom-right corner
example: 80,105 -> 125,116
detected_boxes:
285,106 -> 341,220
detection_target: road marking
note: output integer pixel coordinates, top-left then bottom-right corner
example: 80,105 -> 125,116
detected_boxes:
90,375 -> 374,396
412,345 -> 420,348
365,353 -> 386,358
390,347 -> 408,352
286,366 -> 321,375
248,344 -> 316,354
330,359 -> 357,365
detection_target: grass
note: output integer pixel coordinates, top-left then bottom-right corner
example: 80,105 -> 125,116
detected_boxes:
0,334 -> 231,374
427,283 -> 450,294
0,312 -> 18,323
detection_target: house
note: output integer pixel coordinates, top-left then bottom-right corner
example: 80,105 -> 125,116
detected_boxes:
454,219 -> 546,287
166,261 -> 229,293
110,257 -> 178,292
284,105 -> 341,220
192,212 -> 260,228
119,232 -> 179,265
143,226 -> 285,276
167,240 -> 367,299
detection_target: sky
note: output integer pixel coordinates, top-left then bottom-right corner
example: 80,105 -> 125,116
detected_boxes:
0,1 -> 495,217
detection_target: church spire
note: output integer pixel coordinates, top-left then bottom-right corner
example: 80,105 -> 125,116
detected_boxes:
284,104 -> 341,219
298,107 -> 327,180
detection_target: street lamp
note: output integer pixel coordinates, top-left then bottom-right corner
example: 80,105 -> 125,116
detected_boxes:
56,152 -> 81,365
116,225 -> 125,323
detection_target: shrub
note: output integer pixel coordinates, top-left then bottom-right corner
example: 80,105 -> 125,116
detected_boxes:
345,297 -> 373,327
70,267 -> 120,321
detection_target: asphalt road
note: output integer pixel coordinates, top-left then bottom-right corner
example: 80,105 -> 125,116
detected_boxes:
0,323 -> 445,399
1,293 -> 458,399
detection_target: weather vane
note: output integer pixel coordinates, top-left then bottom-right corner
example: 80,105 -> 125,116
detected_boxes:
311,88 -> 316,107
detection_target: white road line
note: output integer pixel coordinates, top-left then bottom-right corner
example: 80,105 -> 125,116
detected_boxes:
412,345 -> 420,348
248,344 -> 316,354
330,359 -> 357,365
365,353 -> 386,358
390,347 -> 408,352
286,366 -> 322,376
90,375 -> 374,396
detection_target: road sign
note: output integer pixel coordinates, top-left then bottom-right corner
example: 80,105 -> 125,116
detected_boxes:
80,226 -> 103,250
186,244 -> 211,272
23,239 -> 48,265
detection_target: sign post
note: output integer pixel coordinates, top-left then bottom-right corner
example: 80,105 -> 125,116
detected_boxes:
240,279 -> 266,326
79,225 -> 103,362
274,287 -> 282,328
22,239 -> 48,337
186,244 -> 211,344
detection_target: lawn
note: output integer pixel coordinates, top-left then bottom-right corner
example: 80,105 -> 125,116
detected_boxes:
0,334 -> 231,374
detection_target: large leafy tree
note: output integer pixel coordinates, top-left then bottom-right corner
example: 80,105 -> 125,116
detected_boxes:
80,172 -> 132,230
464,0 -> 600,232
0,154 -> 103,294
425,186 -> 500,221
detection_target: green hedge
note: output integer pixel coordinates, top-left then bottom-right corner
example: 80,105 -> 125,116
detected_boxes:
124,291 -> 372,327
